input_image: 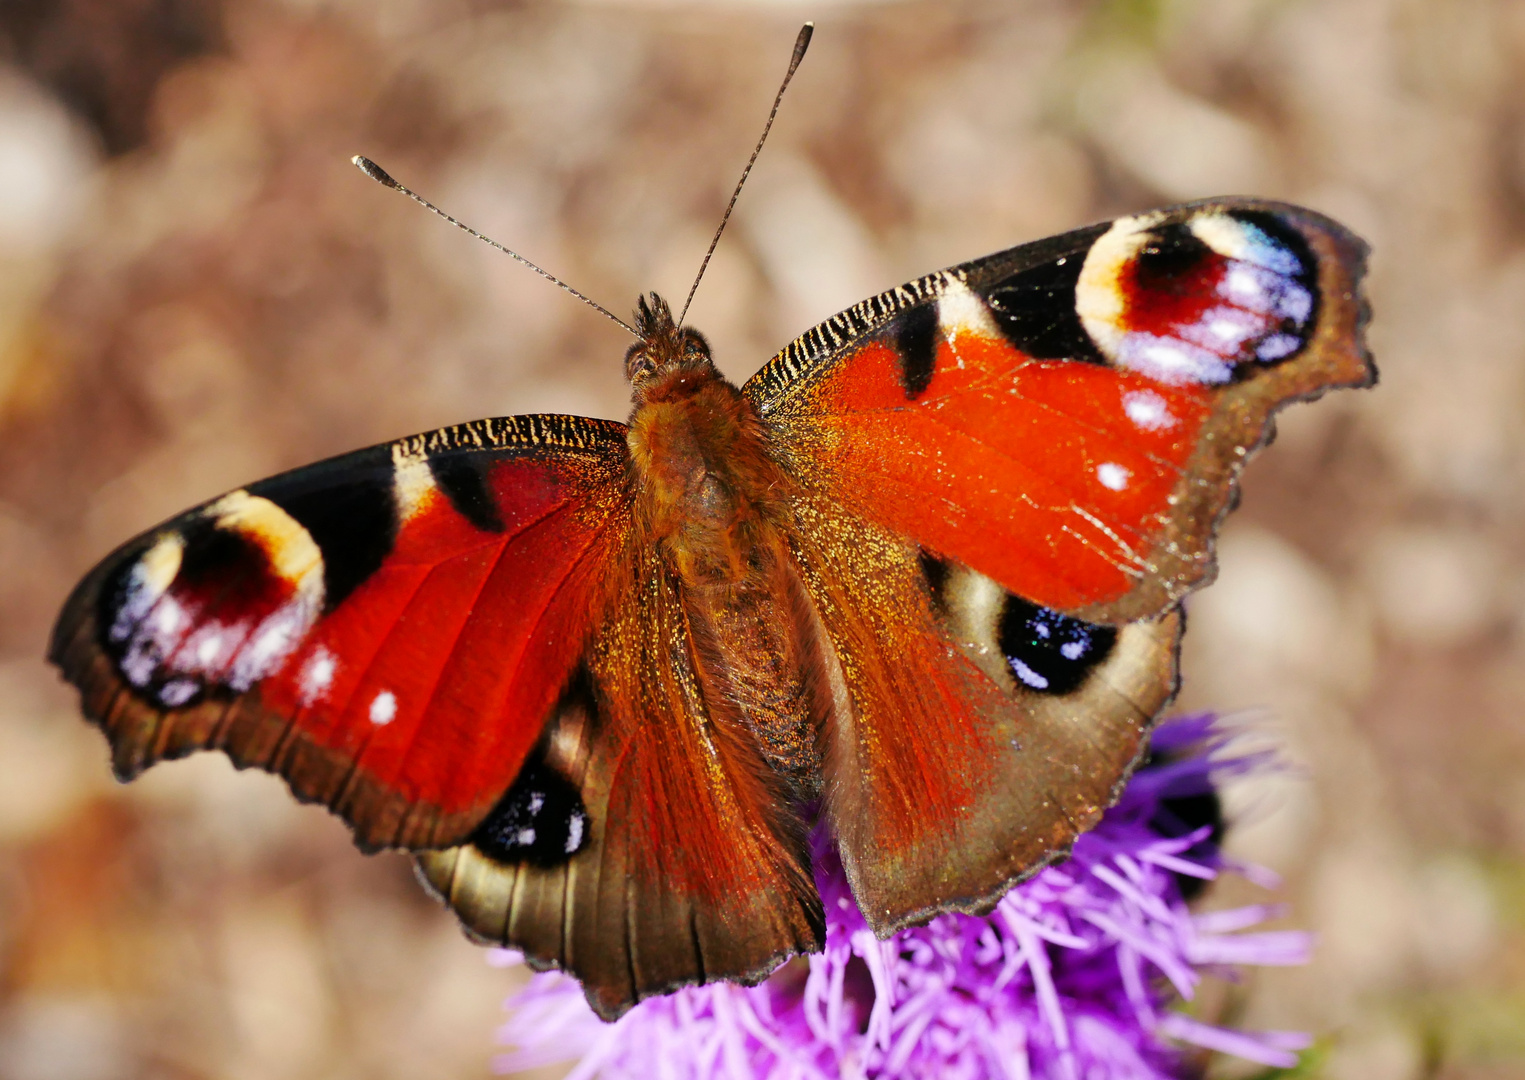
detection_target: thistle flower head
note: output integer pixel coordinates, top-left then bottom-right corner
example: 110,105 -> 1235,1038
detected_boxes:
489,714 -> 1311,1079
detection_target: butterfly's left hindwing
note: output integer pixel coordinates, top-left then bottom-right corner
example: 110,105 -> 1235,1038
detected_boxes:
788,493 -> 1181,932
50,415 -> 633,851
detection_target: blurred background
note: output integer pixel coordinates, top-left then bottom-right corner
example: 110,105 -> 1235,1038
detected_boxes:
0,0 -> 1521,1077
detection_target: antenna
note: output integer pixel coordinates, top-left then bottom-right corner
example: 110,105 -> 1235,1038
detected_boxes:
351,155 -> 640,338
676,22 -> 813,328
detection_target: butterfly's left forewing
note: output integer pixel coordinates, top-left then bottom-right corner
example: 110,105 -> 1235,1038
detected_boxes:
750,198 -> 1371,623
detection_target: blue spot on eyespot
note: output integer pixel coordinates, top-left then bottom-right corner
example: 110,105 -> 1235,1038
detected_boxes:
1009,657 -> 1050,690
998,598 -> 1117,696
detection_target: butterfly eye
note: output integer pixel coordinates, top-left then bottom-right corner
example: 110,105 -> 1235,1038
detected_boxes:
624,345 -> 656,382
680,329 -> 711,361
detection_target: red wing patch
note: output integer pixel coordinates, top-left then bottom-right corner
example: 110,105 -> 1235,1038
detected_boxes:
774,332 -> 1214,613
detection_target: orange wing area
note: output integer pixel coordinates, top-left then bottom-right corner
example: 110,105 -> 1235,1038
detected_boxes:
775,340 -> 1212,614
416,539 -> 823,1020
50,416 -> 631,850
748,198 -> 1372,623
746,198 -> 1372,934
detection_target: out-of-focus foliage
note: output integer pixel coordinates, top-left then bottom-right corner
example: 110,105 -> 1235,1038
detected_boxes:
0,1 -> 1523,1077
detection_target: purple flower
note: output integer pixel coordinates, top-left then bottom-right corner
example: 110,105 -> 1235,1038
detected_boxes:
487,714 -> 1312,1079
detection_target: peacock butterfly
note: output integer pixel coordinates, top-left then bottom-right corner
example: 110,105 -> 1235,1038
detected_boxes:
48,26 -> 1373,1021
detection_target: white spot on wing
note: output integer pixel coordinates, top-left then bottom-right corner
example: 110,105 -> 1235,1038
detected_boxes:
146,597 -> 189,638
1097,463 -> 1131,491
194,632 -> 225,666
181,624 -> 249,679
1257,333 -> 1302,361
1122,390 -> 1176,431
1116,332 -> 1233,385
1220,263 -> 1278,313
369,690 -> 397,726
564,813 -> 585,853
299,646 -> 338,706
1277,282 -> 1313,323
159,680 -> 199,707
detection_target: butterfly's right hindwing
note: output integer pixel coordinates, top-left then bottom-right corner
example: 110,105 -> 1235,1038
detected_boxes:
416,539 -> 823,1020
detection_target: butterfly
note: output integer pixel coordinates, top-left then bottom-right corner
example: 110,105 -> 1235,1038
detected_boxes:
49,187 -> 1371,1018
46,15 -> 1373,1016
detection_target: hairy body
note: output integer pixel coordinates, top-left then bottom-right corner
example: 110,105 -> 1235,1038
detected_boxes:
625,300 -> 823,792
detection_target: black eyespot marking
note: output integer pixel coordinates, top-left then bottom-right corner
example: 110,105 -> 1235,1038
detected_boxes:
998,596 -> 1117,696
252,450 -> 397,611
471,755 -> 590,867
430,452 -> 505,533
983,247 -> 1106,364
97,515 -> 304,709
918,551 -> 950,601
895,303 -> 940,400
1134,222 -> 1214,291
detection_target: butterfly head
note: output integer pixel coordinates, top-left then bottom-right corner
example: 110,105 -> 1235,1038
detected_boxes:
625,293 -> 714,401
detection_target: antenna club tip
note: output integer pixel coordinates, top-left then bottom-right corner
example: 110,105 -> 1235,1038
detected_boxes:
789,23 -> 813,66
352,155 -> 400,190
